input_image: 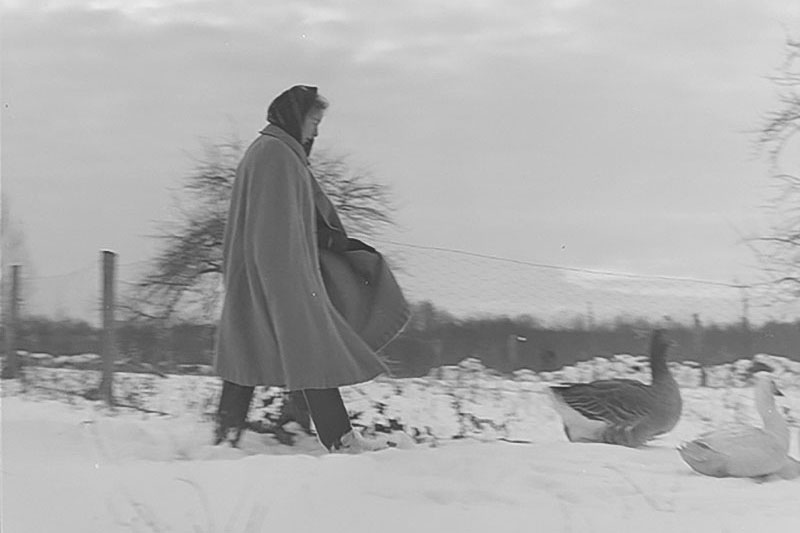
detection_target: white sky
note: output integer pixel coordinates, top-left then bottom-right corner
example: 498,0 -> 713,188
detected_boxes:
2,0 -> 800,321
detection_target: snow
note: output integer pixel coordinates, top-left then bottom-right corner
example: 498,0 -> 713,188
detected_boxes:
2,360 -> 800,533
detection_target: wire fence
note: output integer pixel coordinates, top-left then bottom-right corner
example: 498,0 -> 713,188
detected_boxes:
375,240 -> 795,327
2,245 -> 799,409
6,241 -> 799,327
7,258 -> 151,327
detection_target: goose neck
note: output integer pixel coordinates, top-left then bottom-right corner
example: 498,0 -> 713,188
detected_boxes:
756,387 -> 790,448
650,357 -> 670,380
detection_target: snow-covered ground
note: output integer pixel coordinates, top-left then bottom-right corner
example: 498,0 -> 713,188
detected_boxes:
2,356 -> 800,533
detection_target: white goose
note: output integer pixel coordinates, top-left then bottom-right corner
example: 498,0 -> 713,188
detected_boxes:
678,370 -> 793,479
547,330 -> 682,447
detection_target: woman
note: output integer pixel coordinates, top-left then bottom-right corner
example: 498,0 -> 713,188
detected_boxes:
214,85 -> 409,452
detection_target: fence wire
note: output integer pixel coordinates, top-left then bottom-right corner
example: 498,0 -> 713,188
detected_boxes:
8,259 -> 150,327
375,240 -> 798,326
5,243 -> 799,326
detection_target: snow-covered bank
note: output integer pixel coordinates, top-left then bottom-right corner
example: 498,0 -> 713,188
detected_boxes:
13,352 -> 800,441
2,392 -> 799,533
4,351 -> 800,532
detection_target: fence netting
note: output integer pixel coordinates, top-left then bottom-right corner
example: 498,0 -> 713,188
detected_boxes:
3,242 -> 798,374
374,240 -> 796,326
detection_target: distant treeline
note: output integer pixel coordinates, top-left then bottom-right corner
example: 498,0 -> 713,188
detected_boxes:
3,317 -> 215,367
3,301 -> 798,377
393,301 -> 799,375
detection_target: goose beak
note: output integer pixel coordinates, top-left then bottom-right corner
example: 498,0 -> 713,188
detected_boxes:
747,361 -> 774,375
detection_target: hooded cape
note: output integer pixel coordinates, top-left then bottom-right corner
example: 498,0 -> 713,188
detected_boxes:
214,118 -> 408,389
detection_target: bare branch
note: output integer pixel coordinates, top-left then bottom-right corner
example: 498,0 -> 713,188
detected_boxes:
749,36 -> 800,306
125,139 -> 396,321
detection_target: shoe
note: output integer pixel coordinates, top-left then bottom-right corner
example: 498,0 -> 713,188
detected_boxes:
213,415 -> 246,447
276,390 -> 313,434
331,428 -> 391,454
213,381 -> 254,447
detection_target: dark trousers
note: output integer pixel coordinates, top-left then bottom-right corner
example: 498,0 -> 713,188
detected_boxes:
215,381 -> 351,450
215,381 -> 255,446
302,388 -> 352,450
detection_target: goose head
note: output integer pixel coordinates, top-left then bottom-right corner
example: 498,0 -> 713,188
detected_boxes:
752,372 -> 783,408
648,329 -> 674,363
648,329 -> 676,382
746,362 -> 783,397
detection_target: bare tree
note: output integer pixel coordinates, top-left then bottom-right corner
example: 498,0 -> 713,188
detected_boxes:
125,138 -> 396,322
753,37 -> 800,302
311,150 -> 395,237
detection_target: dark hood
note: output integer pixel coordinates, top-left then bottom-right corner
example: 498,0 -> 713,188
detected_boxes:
266,85 -> 319,155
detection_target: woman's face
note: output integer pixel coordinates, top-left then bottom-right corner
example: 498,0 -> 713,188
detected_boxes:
301,108 -> 325,144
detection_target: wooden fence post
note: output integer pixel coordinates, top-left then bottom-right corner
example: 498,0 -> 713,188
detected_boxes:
506,334 -> 519,368
98,251 -> 117,405
692,313 -> 707,386
739,285 -> 753,358
2,264 -> 21,379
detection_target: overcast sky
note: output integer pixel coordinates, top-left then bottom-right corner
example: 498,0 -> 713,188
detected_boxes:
3,0 -> 800,322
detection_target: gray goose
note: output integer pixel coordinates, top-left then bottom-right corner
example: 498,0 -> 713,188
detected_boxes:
547,330 -> 682,447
